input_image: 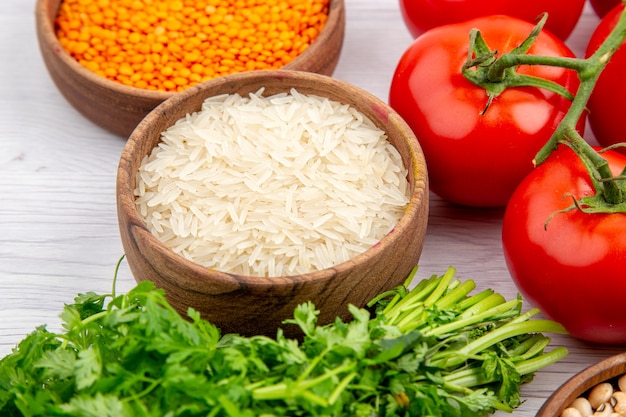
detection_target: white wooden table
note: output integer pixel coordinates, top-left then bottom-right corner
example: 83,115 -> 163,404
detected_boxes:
1,1 -> 624,415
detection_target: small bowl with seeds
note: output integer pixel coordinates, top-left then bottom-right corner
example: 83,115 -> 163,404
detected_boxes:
116,69 -> 429,337
537,352 -> 626,417
35,0 -> 345,137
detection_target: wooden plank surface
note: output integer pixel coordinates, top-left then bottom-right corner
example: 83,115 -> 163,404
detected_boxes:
1,1 -> 623,415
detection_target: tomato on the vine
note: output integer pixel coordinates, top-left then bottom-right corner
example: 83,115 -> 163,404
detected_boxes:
398,0 -> 586,40
388,16 -> 582,207
589,0 -> 622,18
585,4 -> 626,151
503,145 -> 626,344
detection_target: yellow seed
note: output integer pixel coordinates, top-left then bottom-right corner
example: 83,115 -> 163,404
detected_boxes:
128,32 -> 142,43
118,63 -> 134,75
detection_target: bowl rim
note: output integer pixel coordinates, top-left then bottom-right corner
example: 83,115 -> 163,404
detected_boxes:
117,69 -> 428,287
35,0 -> 345,99
35,0 -> 170,101
283,0 -> 345,73
536,352 -> 626,417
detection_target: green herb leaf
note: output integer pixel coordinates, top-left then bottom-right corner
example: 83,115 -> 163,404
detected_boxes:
0,265 -> 567,416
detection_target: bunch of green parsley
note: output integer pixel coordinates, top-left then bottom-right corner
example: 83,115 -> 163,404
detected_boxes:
0,266 -> 568,416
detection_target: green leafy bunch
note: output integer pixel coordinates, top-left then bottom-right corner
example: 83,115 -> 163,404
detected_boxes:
0,266 -> 567,417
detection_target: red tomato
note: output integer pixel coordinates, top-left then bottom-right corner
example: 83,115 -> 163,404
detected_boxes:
388,16 -> 582,207
399,0 -> 586,40
585,4 -> 626,151
503,145 -> 626,344
589,0 -> 622,18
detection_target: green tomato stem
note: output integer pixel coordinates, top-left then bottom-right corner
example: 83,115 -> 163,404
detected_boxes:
464,5 -> 626,208
540,8 -> 626,204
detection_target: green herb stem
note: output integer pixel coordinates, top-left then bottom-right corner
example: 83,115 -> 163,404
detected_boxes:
434,278 -> 476,310
422,266 -> 456,307
509,334 -> 552,359
457,292 -> 507,320
422,299 -> 520,338
251,362 -> 355,401
431,320 -> 568,369
455,288 -> 494,311
443,345 -> 567,388
515,346 -> 569,375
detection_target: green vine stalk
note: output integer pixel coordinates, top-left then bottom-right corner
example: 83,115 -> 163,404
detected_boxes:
463,2 -> 626,212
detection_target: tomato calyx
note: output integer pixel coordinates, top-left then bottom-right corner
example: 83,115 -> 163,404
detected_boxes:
462,14 -> 575,114
464,7 -> 626,214
544,143 -> 626,229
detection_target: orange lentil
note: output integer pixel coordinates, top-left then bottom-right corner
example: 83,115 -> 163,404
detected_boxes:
55,0 -> 329,92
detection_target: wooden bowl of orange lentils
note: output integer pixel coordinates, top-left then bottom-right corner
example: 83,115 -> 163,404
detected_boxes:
35,0 -> 345,137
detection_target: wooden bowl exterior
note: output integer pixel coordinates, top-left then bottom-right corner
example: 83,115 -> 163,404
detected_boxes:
536,352 -> 626,417
116,70 -> 429,336
35,0 -> 346,138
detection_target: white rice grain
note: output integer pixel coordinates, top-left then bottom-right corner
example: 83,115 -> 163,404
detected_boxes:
134,88 -> 410,277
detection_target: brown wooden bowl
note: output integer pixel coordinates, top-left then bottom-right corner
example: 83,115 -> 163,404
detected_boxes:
116,69 -> 429,337
35,0 -> 345,138
537,352 -> 626,417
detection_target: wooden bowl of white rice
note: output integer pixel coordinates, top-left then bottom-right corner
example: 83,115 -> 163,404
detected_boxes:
35,0 -> 345,138
116,69 -> 429,336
